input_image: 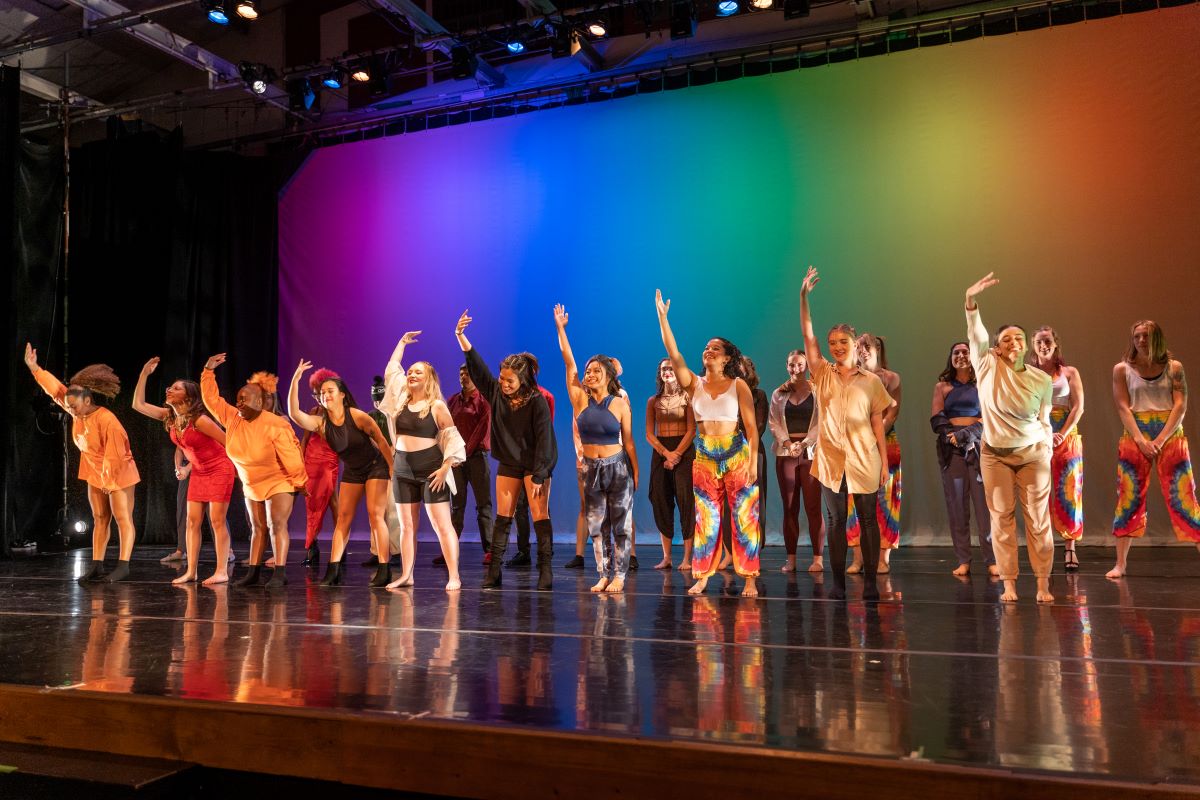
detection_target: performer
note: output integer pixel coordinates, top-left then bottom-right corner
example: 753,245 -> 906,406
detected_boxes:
1109,320 -> 1200,577
133,357 -> 235,585
767,350 -> 822,574
509,355 -> 559,568
847,333 -> 902,575
366,376 -> 403,566
1028,327 -> 1085,570
447,365 -> 494,564
554,304 -> 639,593
456,312 -> 557,591
299,369 -> 341,569
245,371 -> 285,569
379,332 -> 467,591
201,354 -> 307,588
654,290 -> 761,597
288,361 -> 394,588
930,342 -> 997,576
646,358 -> 696,571
963,274 -> 1054,603
799,269 -> 892,601
716,355 -> 768,572
25,344 -> 140,583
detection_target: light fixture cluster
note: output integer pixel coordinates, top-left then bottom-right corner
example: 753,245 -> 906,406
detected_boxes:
202,0 -> 259,25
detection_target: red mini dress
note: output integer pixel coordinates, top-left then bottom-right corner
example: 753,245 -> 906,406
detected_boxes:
171,420 -> 237,503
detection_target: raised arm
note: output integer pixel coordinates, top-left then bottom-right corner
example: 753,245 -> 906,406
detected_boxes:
25,343 -> 69,411
385,330 -> 420,387
554,304 -> 587,408
286,359 -> 322,433
655,290 -> 695,392
462,341 -> 498,405
132,357 -> 170,421
454,310 -> 474,353
200,354 -> 236,428
799,266 -> 825,369
964,273 -> 999,364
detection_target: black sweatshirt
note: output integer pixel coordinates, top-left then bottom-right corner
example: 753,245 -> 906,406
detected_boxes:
465,347 -> 557,484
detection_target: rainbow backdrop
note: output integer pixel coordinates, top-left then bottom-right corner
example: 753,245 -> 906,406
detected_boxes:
280,5 -> 1200,541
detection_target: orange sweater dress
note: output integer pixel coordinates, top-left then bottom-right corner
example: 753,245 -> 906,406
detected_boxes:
34,369 -> 140,492
201,369 -> 307,501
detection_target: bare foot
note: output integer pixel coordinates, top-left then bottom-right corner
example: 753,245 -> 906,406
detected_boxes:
387,574 -> 414,589
160,550 -> 184,564
1105,565 -> 1125,579
172,573 -> 198,585
591,577 -> 610,593
653,559 -> 672,570
445,579 -> 462,591
677,560 -> 692,572
782,556 -> 796,573
741,578 -> 759,598
987,564 -> 1000,577
203,572 -> 229,586
845,562 -> 862,575
952,563 -> 970,577
687,576 -> 709,595
876,561 -> 890,575
1000,579 -> 1018,602
1036,590 -> 1054,603
604,577 -> 624,593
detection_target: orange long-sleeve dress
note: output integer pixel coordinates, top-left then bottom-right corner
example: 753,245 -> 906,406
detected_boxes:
200,369 -> 307,501
33,368 -> 140,492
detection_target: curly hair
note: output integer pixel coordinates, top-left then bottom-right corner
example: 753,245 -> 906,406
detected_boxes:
162,380 -> 207,432
68,364 -> 120,399
308,367 -> 340,394
740,355 -> 760,392
248,371 -> 278,395
584,354 -> 622,397
706,338 -> 744,380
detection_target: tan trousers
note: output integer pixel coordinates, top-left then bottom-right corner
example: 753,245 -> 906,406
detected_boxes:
980,442 -> 1054,580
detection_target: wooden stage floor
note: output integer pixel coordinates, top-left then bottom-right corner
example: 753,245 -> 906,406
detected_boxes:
1,544 -> 1198,798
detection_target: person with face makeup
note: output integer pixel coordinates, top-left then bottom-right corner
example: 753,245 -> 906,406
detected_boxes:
963,273 -> 1054,603
288,361 -> 394,588
298,368 -> 341,570
1109,320 -> 1200,577
845,334 -> 902,576
930,342 -> 997,576
799,268 -> 893,601
378,331 -> 468,592
553,305 -> 639,593
647,358 -> 697,571
133,357 -> 235,585
1027,326 -> 1085,571
25,344 -> 140,583
655,290 -> 761,597
201,354 -> 307,588
448,364 -> 494,564
767,349 -> 823,574
455,312 -> 557,591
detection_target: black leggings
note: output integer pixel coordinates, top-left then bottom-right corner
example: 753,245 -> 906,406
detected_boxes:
821,477 -> 880,599
649,435 -> 695,541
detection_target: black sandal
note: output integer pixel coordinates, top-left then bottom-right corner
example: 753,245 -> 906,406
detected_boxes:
1064,549 -> 1080,572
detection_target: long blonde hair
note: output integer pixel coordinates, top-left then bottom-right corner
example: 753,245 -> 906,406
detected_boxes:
397,361 -> 445,418
1124,319 -> 1171,366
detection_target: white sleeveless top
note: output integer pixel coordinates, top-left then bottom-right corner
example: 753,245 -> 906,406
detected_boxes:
1127,366 -> 1173,412
1050,371 -> 1071,408
692,377 -> 739,422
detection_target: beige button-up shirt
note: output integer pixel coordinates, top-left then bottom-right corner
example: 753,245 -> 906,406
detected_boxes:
811,359 -> 894,494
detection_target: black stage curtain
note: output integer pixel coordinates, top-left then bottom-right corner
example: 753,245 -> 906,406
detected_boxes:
6,124 -> 280,550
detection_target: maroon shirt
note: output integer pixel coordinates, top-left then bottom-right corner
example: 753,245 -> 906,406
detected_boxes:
538,386 -> 555,420
448,389 -> 492,456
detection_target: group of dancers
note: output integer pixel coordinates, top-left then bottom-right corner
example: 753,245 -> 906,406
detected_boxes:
22,268 -> 1200,602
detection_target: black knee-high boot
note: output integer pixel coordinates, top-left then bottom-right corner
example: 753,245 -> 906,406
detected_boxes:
534,519 -> 554,591
483,515 -> 512,589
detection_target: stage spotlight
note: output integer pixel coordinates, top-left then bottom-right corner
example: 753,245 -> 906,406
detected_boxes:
670,0 -> 696,39
287,77 -> 317,111
203,0 -> 229,24
238,61 -> 274,95
507,39 -> 525,53
322,67 -> 345,89
73,520 -> 88,533
751,0 -> 774,7
784,0 -> 811,18
234,0 -> 257,19
586,19 -> 608,37
450,44 -> 476,79
716,0 -> 740,16
351,63 -> 371,82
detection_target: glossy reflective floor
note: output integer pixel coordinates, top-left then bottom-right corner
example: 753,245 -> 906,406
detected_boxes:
2,544 -> 1199,787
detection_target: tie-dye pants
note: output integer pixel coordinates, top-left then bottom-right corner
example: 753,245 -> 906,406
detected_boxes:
583,453 -> 634,580
1049,406 -> 1084,541
1112,410 -> 1200,542
847,429 -> 902,549
692,431 -> 761,579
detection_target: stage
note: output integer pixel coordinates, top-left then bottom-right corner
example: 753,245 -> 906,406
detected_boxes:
1,545 -> 1198,798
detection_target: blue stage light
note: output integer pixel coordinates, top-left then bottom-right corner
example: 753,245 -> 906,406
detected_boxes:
717,0 -> 740,15
208,6 -> 229,23
507,40 -> 525,53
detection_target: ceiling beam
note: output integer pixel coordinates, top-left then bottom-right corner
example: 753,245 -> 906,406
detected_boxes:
367,0 -> 506,88
3,58 -> 97,107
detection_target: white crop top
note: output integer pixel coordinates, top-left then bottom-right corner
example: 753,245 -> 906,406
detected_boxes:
1127,366 -> 1174,412
692,377 -> 739,422
1050,372 -> 1071,408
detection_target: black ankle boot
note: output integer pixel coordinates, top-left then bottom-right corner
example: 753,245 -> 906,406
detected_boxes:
235,565 -> 263,587
369,563 -> 391,588
320,560 -> 344,587
483,515 -> 512,589
78,559 -> 106,583
104,560 -> 131,583
302,542 -> 320,568
265,566 -> 289,588
534,519 -> 554,591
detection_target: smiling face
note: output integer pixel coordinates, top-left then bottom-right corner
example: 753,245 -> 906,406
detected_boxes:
318,379 -> 343,410
828,331 -> 856,367
786,352 -> 808,379
951,344 -> 971,371
659,359 -> 677,388
236,384 -> 264,420
164,380 -> 188,407
1033,330 -> 1057,362
497,367 -> 520,397
406,363 -> 428,396
701,339 -> 730,374
582,359 -> 609,391
996,327 -> 1027,362
856,339 -> 878,372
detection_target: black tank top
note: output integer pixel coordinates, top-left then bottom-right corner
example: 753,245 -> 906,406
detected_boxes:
394,404 -> 439,438
784,395 -> 814,434
325,411 -> 380,471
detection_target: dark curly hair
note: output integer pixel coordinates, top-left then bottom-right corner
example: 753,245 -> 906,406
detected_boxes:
67,364 -> 120,400
162,379 -> 208,432
704,337 -> 744,379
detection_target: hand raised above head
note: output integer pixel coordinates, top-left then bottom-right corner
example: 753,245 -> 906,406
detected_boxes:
655,289 -> 671,317
295,358 -> 313,376
142,357 -> 160,375
455,311 -> 472,336
23,343 -> 39,371
400,330 -> 421,345
553,303 -> 568,328
800,265 -> 820,296
205,353 -> 227,371
965,272 -> 999,302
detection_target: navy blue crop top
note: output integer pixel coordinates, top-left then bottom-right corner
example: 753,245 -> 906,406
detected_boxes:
944,380 -> 981,418
576,395 -> 621,446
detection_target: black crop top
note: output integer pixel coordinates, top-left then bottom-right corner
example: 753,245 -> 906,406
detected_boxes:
394,405 -> 439,438
784,395 -> 814,434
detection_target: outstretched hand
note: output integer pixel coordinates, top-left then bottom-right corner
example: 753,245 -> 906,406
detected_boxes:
965,272 -> 999,305
655,289 -> 670,317
801,265 -> 820,296
23,342 -> 39,372
455,311 -> 472,336
400,331 -> 421,346
141,357 -> 160,375
294,358 -> 313,379
204,353 -> 227,371
553,303 -> 568,328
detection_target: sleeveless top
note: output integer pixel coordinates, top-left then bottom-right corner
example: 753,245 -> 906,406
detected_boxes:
1050,371 -> 1071,408
394,404 -> 439,439
692,377 -> 739,423
1127,366 -> 1173,412
784,395 -> 814,434
576,395 -> 621,446
943,380 -> 981,418
170,419 -> 233,475
324,410 -> 381,471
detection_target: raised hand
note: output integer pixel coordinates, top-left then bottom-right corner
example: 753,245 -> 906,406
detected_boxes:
141,357 -> 160,375
204,353 -> 227,371
455,311 -> 472,336
965,272 -> 999,305
655,289 -> 670,317
801,265 -> 820,296
400,331 -> 421,346
23,342 -> 39,372
553,303 -> 568,328
294,358 -> 313,378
